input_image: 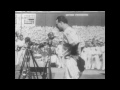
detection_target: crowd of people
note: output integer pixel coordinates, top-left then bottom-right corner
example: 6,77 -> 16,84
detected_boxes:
15,15 -> 105,79
15,25 -> 105,70
81,45 -> 105,70
15,22 -> 105,79
16,26 -> 105,44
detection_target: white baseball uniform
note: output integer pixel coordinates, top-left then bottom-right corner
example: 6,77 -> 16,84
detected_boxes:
56,44 -> 64,68
15,39 -> 26,66
64,57 -> 80,79
95,46 -> 101,70
63,27 -> 80,79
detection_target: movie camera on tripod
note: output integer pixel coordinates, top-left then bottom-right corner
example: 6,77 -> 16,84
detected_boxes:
18,32 -> 55,79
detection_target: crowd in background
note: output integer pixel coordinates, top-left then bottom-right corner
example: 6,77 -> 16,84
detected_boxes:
15,26 -> 105,70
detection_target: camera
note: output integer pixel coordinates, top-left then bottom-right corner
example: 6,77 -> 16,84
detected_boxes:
48,32 -> 55,40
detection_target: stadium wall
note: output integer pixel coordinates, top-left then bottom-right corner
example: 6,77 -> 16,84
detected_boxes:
15,12 -> 105,27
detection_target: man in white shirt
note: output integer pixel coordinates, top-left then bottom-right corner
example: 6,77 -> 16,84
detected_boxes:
55,41 -> 64,68
56,16 -> 79,46
81,47 -> 88,69
85,47 -> 92,69
56,16 -> 85,79
95,46 -> 101,70
15,35 -> 26,66
100,45 -> 105,70
91,47 -> 96,69
15,33 -> 18,66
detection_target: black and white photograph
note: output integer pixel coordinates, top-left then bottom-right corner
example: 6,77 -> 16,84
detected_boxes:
15,11 -> 105,79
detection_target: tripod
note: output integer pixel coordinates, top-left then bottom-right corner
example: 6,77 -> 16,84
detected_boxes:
18,42 -> 53,79
42,41 -> 53,79
18,45 -> 42,79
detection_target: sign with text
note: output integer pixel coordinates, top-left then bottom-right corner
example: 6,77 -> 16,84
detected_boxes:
22,14 -> 36,27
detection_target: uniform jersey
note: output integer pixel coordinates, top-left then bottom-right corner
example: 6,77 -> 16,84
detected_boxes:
15,39 -> 26,65
51,55 -> 58,63
56,45 -> 63,56
16,39 -> 25,47
64,27 -> 79,45
101,45 -> 105,53
95,46 -> 101,55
